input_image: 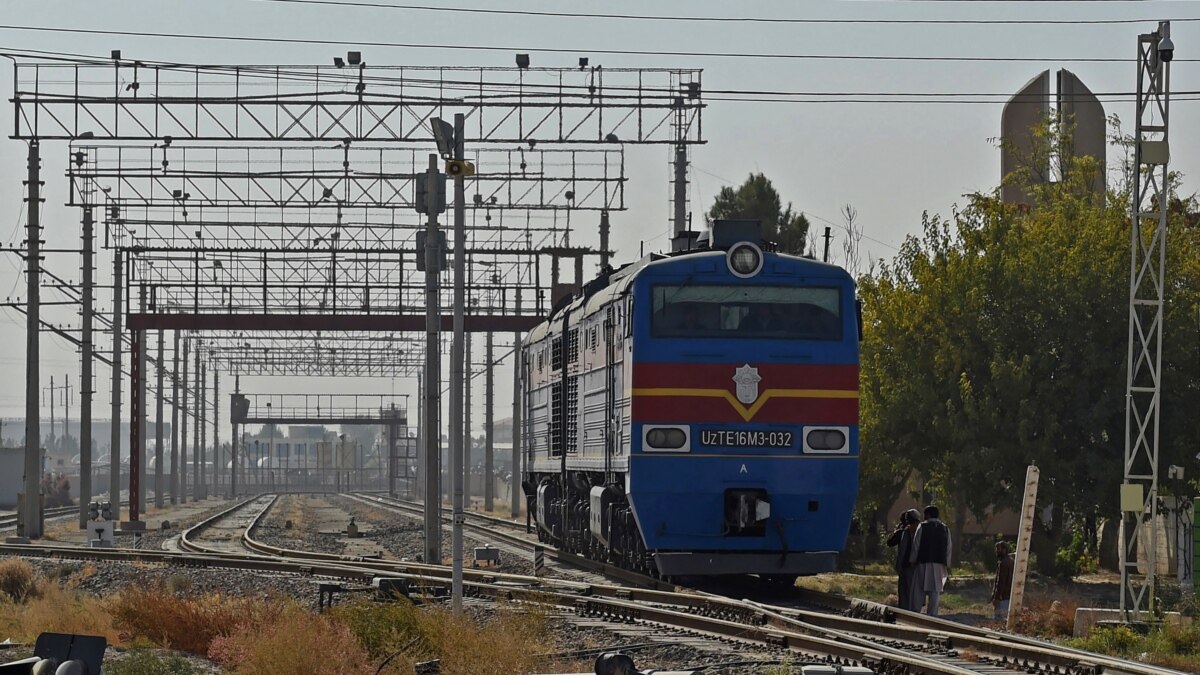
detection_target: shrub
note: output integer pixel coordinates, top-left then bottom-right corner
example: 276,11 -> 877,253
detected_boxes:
0,582 -> 117,644
331,599 -> 554,675
165,574 -> 193,594
0,558 -> 40,602
208,601 -> 370,674
1010,597 -> 1076,637
1053,528 -> 1098,579
108,584 -> 270,655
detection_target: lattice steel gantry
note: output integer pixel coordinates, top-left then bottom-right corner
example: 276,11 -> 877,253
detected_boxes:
11,56 -> 705,530
1121,21 -> 1174,621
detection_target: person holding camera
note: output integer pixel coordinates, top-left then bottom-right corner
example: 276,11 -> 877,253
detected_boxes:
886,508 -> 921,611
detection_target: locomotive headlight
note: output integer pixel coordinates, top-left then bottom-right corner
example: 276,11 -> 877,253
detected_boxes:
803,426 -> 849,453
727,242 -> 764,278
644,425 -> 689,451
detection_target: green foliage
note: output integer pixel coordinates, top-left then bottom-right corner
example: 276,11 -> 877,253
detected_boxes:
708,172 -> 810,255
106,649 -> 205,675
1067,623 -> 1200,671
1054,527 -> 1099,579
331,597 -> 423,660
857,116 -> 1200,567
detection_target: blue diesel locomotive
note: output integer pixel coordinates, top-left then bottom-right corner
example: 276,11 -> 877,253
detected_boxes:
520,220 -> 860,577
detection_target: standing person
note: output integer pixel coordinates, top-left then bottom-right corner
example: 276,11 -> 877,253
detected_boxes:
909,505 -> 951,616
991,541 -> 1015,621
886,509 -> 921,611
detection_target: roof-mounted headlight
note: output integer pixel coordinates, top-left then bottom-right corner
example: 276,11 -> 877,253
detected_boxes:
727,242 -> 764,278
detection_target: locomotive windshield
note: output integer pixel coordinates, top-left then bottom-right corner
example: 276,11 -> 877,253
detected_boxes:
651,284 -> 842,340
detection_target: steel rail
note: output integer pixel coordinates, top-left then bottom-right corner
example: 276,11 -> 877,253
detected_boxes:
1,496 -> 1165,675
346,492 -> 674,590
346,494 -> 1188,675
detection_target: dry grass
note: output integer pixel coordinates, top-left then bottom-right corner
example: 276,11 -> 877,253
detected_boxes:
1009,596 -> 1078,637
0,581 -> 119,644
332,598 -> 555,675
0,560 -> 559,674
0,559 -> 40,602
108,584 -> 272,655
208,600 -> 370,674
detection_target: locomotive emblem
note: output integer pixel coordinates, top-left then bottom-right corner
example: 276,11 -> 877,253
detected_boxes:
732,364 -> 762,405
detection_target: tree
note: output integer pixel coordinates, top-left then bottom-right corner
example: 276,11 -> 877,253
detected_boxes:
858,118 -> 1200,573
708,173 -> 811,255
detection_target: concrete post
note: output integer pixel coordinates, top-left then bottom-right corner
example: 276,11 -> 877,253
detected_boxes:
180,337 -> 189,504
484,332 -> 494,512
78,205 -> 94,529
109,249 -> 123,520
170,331 -> 180,504
22,140 -> 43,539
154,330 -> 164,509
511,333 -> 522,519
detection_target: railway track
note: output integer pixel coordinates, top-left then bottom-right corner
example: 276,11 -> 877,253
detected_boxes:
0,496 -> 176,532
0,505 -> 80,530
342,492 -> 670,589
0,494 -> 1188,675
343,493 -> 1191,675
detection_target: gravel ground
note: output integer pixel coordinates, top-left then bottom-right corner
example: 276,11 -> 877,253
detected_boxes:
21,556 -> 327,607
328,495 -> 538,576
251,495 -> 349,555
5,493 -> 789,674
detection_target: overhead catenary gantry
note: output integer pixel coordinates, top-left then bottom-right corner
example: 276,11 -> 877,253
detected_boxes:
202,331 -> 429,377
12,55 -> 704,533
13,62 -> 703,144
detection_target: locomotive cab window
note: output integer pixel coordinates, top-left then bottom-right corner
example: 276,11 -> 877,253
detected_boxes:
651,285 -> 843,341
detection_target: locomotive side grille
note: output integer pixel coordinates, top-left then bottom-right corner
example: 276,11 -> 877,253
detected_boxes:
566,328 -> 580,364
550,380 -> 564,457
566,376 -> 580,454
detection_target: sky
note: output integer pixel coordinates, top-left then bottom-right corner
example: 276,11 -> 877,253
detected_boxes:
0,0 -> 1196,437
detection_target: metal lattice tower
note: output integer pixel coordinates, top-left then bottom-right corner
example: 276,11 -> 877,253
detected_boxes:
1121,20 -> 1173,620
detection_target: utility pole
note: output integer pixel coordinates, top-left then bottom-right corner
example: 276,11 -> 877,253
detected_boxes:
449,112 -> 467,611
193,344 -> 202,501
180,336 -> 189,504
21,139 -> 43,540
672,143 -> 688,240
199,357 -> 207,500
171,331 -> 180,504
464,331 -> 472,510
154,330 -> 165,509
64,374 -> 71,450
1121,20 -> 1174,621
109,248 -> 123,520
511,333 -> 522,519
130,285 -> 147,524
231,375 -> 239,498
822,226 -> 833,263
79,205 -> 94,529
213,370 -> 219,495
46,376 -> 55,446
484,332 -> 494,512
599,210 -> 611,270
135,285 -> 147,520
416,369 -> 424,500
421,152 -> 444,567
